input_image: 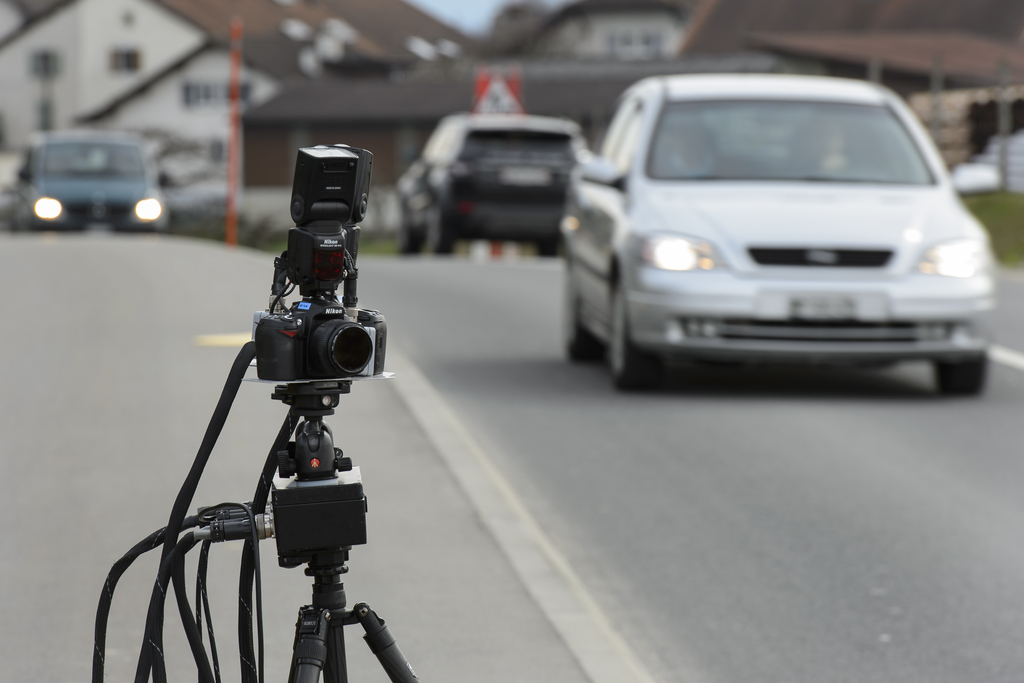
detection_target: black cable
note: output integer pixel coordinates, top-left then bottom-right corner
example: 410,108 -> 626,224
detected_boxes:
270,283 -> 295,314
239,413 -> 293,683
170,536 -> 216,683
160,342 -> 255,563
196,541 -> 222,683
199,502 -> 266,683
91,516 -> 199,683
131,342 -> 254,681
135,533 -> 199,683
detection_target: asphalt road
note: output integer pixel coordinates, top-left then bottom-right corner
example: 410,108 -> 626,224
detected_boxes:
0,235 -> 589,683
359,255 -> 1024,683
9,234 -> 1024,683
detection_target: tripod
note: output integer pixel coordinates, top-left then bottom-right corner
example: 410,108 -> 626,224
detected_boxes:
271,379 -> 418,683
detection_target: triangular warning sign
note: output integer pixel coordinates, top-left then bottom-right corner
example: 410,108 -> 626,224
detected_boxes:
472,67 -> 525,115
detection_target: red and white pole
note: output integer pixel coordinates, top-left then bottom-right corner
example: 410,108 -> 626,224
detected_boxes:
225,16 -> 243,246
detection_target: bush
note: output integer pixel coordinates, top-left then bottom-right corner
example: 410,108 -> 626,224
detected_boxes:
963,192 -> 1024,265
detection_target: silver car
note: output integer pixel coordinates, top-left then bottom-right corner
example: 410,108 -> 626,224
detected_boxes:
563,74 -> 996,393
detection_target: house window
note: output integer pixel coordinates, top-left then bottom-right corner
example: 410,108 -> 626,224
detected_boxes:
182,82 -> 252,108
110,48 -> 141,73
37,99 -> 53,131
29,50 -> 59,79
607,30 -> 664,59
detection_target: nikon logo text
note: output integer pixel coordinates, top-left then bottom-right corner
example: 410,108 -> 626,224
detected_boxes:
323,239 -> 339,245
326,308 -> 345,315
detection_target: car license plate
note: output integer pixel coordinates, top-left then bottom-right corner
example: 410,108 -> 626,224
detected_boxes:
499,167 -> 551,186
790,296 -> 856,320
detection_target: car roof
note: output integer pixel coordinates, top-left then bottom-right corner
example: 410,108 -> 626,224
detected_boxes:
647,74 -> 890,106
31,130 -> 145,146
450,113 -> 581,136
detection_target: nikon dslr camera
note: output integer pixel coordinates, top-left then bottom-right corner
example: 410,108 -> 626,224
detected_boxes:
254,144 -> 386,381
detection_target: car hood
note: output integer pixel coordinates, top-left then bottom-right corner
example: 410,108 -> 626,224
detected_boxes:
34,177 -> 150,205
637,183 -> 982,273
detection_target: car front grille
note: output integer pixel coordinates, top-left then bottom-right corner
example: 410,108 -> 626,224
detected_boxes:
64,203 -> 133,221
682,318 -> 951,343
748,248 -> 893,267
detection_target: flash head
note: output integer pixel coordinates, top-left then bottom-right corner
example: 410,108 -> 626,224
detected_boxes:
290,145 -> 373,229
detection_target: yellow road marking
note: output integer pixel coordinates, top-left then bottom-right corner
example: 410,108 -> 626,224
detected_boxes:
193,332 -> 251,347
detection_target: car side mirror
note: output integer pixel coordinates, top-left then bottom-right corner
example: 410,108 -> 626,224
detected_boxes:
580,156 -> 626,191
951,163 -> 1001,195
17,165 -> 30,182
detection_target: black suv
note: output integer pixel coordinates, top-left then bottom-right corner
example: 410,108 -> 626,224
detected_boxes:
397,114 -> 584,255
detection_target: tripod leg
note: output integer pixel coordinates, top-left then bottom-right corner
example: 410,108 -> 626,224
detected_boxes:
321,613 -> 348,683
354,603 -> 420,682
288,607 -> 331,683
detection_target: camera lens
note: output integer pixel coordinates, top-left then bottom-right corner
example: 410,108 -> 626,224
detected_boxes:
311,320 -> 372,376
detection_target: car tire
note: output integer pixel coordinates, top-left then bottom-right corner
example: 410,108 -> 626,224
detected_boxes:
426,206 -> 455,255
536,237 -> 559,257
397,216 -> 424,255
610,285 -> 662,390
563,265 -> 605,362
934,356 -> 987,395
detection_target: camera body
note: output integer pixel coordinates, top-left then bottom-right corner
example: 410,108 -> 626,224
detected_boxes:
255,302 -> 386,381
254,144 -> 386,382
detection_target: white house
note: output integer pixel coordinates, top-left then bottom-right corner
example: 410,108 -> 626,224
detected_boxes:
0,0 -> 468,188
491,0 -> 693,61
0,0 -> 210,148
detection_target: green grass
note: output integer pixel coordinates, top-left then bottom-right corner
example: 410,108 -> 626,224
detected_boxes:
963,192 -> 1024,265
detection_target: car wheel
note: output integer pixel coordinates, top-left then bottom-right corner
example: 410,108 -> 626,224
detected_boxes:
397,216 -> 424,255
536,237 -> 559,257
563,264 -> 605,362
610,285 -> 662,390
934,356 -> 987,395
426,206 -> 455,255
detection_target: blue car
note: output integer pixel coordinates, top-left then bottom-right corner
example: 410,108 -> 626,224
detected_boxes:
14,131 -> 168,232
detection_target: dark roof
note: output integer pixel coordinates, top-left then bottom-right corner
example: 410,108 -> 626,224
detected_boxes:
157,0 -> 470,79
0,0 -> 71,52
683,0 -> 1024,54
244,78 -> 639,125
316,0 -> 469,60
549,0 -> 692,22
0,0 -> 470,82
748,31 -> 1024,83
244,52 -> 781,126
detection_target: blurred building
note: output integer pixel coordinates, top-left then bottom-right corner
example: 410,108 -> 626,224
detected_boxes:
0,0 -> 468,191
486,0 -> 695,60
680,0 -> 1024,167
241,0 -> 760,230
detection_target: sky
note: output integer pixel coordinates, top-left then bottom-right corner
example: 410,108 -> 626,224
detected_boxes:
405,0 -> 567,36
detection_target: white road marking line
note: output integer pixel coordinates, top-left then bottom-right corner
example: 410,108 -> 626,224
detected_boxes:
989,344 -> 1024,372
388,350 -> 668,683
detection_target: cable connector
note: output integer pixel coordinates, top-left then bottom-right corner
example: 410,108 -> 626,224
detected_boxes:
194,504 -> 274,542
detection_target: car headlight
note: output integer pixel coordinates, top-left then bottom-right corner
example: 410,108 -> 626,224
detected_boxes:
919,239 -> 989,278
642,235 -> 719,271
135,198 -> 162,221
34,197 -> 61,220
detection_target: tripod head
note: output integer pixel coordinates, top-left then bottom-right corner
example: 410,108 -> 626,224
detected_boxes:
268,381 -> 367,571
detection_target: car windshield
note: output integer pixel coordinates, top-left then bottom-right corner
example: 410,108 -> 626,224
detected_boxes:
647,100 -> 933,185
41,142 -> 145,179
460,130 -> 574,163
